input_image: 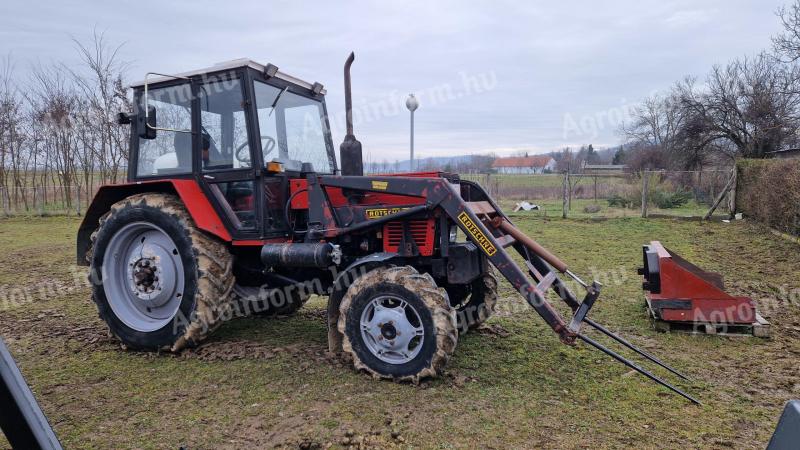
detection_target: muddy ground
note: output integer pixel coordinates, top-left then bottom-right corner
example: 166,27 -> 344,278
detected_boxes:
0,215 -> 798,449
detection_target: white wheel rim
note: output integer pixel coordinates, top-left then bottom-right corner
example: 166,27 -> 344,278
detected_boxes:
359,295 -> 425,364
101,222 -> 185,332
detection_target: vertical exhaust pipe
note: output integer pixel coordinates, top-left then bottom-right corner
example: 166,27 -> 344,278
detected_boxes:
339,52 -> 364,176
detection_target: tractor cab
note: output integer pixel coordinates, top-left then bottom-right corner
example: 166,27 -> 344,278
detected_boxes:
127,59 -> 337,239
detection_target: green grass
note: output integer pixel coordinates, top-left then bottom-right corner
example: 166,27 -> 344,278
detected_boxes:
0,215 -> 798,448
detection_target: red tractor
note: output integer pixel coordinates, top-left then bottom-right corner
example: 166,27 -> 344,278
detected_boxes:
77,54 -> 696,401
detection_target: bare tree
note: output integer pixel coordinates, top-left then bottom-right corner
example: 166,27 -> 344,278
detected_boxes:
774,2 -> 800,62
27,63 -> 82,208
0,56 -> 30,210
68,29 -> 130,194
679,53 -> 800,159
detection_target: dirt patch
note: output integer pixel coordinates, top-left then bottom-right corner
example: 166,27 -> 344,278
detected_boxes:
177,339 -> 343,367
476,323 -> 511,337
0,308 -> 117,352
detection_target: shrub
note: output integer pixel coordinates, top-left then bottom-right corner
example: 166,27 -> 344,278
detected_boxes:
652,189 -> 692,209
583,204 -> 602,213
607,195 -> 632,208
736,159 -> 800,236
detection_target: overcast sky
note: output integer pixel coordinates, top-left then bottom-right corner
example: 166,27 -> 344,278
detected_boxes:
0,0 -> 788,162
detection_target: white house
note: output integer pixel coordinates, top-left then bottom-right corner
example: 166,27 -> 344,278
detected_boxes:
492,155 -> 556,174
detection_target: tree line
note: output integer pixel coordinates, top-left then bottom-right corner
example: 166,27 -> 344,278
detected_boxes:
619,2 -> 800,171
0,31 -> 129,210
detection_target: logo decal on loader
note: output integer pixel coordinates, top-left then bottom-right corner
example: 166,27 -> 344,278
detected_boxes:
371,181 -> 389,190
457,211 -> 497,256
366,207 -> 407,219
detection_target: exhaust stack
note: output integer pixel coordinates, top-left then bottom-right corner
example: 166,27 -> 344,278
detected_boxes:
339,52 -> 364,176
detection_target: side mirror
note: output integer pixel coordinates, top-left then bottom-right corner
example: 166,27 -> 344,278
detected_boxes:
137,106 -> 157,139
117,111 -> 132,125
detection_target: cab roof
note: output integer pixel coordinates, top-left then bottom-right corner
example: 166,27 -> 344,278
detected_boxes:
129,58 -> 326,94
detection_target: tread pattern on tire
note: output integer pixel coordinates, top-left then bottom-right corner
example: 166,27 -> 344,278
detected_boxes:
337,265 -> 458,383
88,193 -> 235,351
456,268 -> 499,333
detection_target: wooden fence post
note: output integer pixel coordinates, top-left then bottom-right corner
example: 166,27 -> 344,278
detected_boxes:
74,185 -> 81,216
0,187 -> 8,217
728,168 -> 737,218
562,171 -> 568,219
37,187 -> 45,216
641,172 -> 649,218
703,169 -> 737,220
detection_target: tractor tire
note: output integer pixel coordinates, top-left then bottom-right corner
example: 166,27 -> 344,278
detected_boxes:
338,266 -> 458,383
446,268 -> 499,334
88,193 -> 235,352
232,283 -> 310,317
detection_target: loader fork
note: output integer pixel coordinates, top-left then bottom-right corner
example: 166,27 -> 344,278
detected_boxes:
445,183 -> 699,404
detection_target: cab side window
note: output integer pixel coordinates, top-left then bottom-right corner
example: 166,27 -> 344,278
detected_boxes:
135,84 -> 193,177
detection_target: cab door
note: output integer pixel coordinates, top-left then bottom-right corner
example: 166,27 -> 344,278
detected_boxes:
195,72 -> 262,239
251,77 -> 293,237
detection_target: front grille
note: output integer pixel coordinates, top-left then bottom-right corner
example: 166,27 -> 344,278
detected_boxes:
383,219 -> 435,256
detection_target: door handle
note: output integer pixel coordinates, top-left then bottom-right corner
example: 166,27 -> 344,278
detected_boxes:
203,174 -> 215,180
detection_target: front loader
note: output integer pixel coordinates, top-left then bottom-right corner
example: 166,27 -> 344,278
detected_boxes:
77,54 -> 698,403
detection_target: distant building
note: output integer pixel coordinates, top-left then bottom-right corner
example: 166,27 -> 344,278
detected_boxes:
765,148 -> 800,159
492,155 -> 556,174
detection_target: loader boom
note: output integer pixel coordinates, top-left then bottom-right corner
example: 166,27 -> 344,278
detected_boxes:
312,173 -> 700,404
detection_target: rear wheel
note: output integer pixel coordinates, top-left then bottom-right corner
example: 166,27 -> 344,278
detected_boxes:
88,193 -> 234,351
338,266 -> 457,383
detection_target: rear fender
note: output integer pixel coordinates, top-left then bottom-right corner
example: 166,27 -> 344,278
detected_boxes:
76,179 -> 231,265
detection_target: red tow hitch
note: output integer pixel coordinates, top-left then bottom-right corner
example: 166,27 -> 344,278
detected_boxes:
640,241 -> 769,337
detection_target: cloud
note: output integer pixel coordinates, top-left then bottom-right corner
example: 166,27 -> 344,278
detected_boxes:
0,0 -> 786,161
664,9 -> 716,28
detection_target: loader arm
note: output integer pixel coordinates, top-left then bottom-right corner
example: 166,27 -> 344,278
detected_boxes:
314,174 -> 700,404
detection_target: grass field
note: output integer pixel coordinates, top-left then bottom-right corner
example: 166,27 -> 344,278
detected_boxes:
0,215 -> 798,448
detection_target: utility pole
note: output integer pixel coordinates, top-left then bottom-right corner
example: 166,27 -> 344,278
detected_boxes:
406,94 -> 419,171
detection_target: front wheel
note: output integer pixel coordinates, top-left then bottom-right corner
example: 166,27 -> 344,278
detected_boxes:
338,266 -> 458,383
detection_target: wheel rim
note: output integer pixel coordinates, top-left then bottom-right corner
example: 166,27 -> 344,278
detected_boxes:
359,295 -> 425,365
102,222 -> 185,332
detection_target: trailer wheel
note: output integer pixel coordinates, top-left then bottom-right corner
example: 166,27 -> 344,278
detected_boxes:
88,193 -> 234,351
338,266 -> 457,383
446,268 -> 499,334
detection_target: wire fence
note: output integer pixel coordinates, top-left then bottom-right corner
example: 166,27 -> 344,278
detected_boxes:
462,170 -> 735,219
0,170 -> 735,219
0,185 -> 95,217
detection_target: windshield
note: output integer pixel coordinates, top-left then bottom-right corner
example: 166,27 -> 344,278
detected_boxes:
253,80 -> 334,173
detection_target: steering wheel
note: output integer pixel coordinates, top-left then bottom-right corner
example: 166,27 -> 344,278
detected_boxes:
236,136 -> 276,163
261,136 -> 276,158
